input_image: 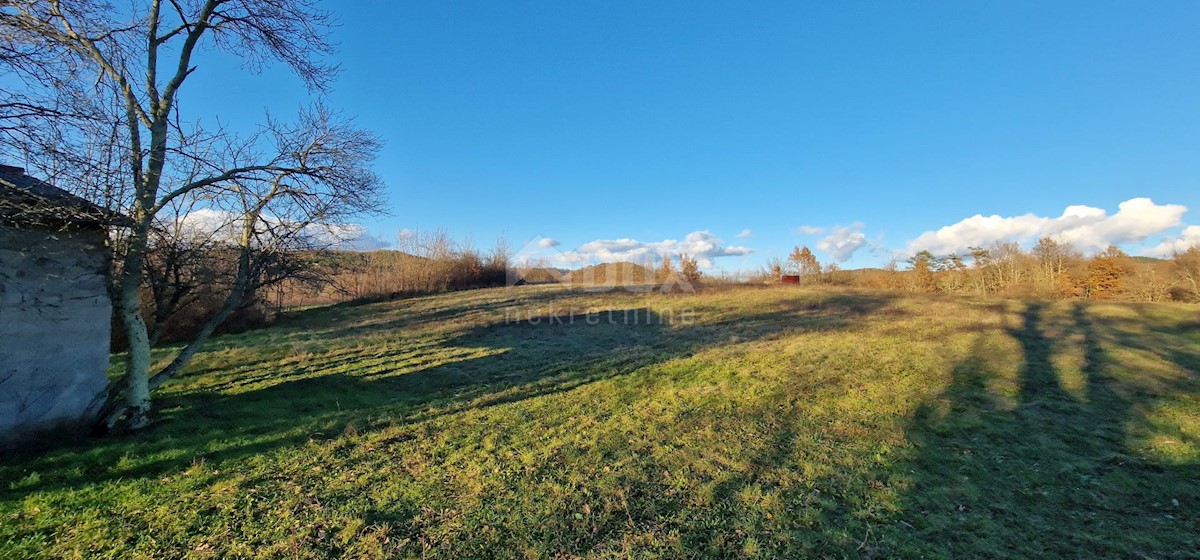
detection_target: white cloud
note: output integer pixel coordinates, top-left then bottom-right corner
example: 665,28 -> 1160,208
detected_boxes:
736,228 -> 753,239
796,225 -> 826,235
173,207 -> 237,242
816,223 -> 868,262
908,198 -> 1188,255
522,230 -> 753,269
537,237 -> 560,248
173,208 -> 387,251
1146,225 -> 1200,257
322,224 -> 390,250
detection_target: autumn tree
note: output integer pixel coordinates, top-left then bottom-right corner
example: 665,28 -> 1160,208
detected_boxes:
679,253 -> 702,288
787,245 -> 803,274
1086,246 -> 1130,300
658,253 -> 674,283
1054,266 -> 1086,298
788,245 -> 820,280
0,1 -> 384,429
907,250 -> 937,293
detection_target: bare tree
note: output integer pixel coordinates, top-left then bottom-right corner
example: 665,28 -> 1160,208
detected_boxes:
141,204 -> 220,347
987,241 -> 1028,292
1031,237 -> 1080,293
1172,246 -> 1200,301
0,1 -> 383,429
767,257 -> 783,279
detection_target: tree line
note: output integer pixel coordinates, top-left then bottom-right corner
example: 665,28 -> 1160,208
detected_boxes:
768,240 -> 1200,302
547,253 -> 703,288
276,229 -> 512,307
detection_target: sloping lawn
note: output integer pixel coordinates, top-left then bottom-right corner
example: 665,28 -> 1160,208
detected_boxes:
2,285 -> 1197,558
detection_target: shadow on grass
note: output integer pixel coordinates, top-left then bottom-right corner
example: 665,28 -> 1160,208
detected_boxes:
896,302 -> 1199,557
1,291 -> 897,500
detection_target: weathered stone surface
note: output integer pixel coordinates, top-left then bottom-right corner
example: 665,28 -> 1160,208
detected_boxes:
0,225 -> 110,446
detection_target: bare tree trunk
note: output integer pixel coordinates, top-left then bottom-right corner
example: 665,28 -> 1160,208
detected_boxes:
3,2 -> 380,432
115,287 -> 152,429
101,221 -> 155,430
100,257 -> 247,425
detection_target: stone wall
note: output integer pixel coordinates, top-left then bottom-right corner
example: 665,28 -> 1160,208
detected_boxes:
0,225 -> 110,446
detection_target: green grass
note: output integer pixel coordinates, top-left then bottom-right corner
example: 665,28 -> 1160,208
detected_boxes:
2,285 -> 1198,558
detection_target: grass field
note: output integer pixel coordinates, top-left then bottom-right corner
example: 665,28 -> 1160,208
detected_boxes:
2,285 -> 1198,558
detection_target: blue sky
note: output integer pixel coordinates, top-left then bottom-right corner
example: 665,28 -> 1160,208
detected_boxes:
180,0 -> 1200,269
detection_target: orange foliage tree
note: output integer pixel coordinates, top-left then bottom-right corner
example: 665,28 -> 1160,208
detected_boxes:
1086,246 -> 1130,299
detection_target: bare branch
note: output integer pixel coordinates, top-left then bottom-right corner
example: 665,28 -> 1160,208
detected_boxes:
2,0 -> 378,431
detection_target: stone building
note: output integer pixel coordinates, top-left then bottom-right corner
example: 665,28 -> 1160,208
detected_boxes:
0,165 -> 123,446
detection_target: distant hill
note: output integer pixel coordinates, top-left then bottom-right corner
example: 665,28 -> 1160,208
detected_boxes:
511,266 -> 568,284
325,248 -> 429,265
563,262 -> 655,285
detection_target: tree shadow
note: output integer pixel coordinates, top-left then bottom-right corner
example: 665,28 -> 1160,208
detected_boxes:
896,302 -> 1198,557
277,285 -> 607,340
1,291 -> 898,500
